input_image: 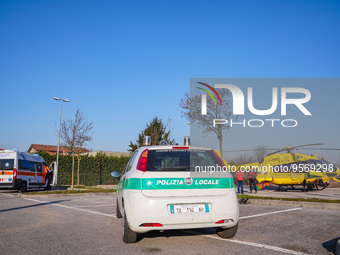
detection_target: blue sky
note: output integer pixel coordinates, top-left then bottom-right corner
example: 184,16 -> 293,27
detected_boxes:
1,0 -> 339,162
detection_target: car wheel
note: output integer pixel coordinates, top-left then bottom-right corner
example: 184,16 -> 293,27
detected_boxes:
44,180 -> 51,190
216,223 -> 238,239
116,199 -> 122,218
123,212 -> 138,243
19,181 -> 27,193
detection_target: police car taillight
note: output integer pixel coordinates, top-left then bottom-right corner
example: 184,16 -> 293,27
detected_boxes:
139,223 -> 163,227
13,168 -> 17,180
136,149 -> 148,172
216,219 -> 234,224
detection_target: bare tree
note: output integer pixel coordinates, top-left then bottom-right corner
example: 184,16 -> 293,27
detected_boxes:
253,145 -> 268,162
180,88 -> 237,159
60,108 -> 94,189
233,154 -> 255,165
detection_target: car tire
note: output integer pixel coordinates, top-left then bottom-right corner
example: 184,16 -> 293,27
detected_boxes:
123,212 -> 138,243
216,223 -> 238,239
116,199 -> 122,218
19,181 -> 27,193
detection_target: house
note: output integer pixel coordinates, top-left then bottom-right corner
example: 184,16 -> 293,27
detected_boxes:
28,144 -> 89,155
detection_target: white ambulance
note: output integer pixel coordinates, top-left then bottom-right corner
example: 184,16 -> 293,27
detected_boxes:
112,137 -> 239,243
0,149 -> 52,192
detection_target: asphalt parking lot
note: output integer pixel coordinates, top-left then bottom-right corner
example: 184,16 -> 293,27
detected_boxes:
0,190 -> 339,255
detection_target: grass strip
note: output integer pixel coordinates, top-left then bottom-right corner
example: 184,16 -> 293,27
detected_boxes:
26,188 -> 116,195
237,194 -> 340,204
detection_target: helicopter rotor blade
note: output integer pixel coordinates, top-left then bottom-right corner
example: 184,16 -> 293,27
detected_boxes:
224,148 -> 279,152
289,143 -> 324,150
263,143 -> 325,156
266,149 -> 286,156
224,143 -> 335,155
295,148 -> 340,151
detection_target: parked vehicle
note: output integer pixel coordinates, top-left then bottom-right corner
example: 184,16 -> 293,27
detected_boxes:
0,149 -> 53,192
112,137 -> 239,243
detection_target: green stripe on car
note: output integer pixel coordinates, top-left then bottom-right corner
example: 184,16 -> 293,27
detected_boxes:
118,178 -> 234,190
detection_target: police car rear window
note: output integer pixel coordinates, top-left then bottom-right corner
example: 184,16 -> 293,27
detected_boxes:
0,159 -> 14,170
146,150 -> 219,171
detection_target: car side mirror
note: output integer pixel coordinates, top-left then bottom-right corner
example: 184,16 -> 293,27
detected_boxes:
111,171 -> 121,178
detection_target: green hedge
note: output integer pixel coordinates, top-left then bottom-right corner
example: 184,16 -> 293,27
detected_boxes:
37,151 -> 130,186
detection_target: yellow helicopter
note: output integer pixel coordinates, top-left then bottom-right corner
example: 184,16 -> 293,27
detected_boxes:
224,144 -> 340,191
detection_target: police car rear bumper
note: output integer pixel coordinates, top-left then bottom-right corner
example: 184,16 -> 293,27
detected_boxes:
124,190 -> 239,233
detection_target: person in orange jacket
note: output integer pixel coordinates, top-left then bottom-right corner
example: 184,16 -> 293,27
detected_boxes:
43,163 -> 49,184
235,168 -> 245,194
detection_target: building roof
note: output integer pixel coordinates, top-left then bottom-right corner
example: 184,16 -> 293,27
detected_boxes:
28,144 -> 89,155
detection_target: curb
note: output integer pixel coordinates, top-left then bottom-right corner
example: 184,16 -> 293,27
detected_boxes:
249,199 -> 340,210
19,192 -> 115,198
336,239 -> 340,255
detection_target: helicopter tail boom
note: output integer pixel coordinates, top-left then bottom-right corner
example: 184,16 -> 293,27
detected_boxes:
332,178 -> 340,184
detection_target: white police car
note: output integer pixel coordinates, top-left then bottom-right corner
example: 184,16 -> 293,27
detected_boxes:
111,137 -> 239,243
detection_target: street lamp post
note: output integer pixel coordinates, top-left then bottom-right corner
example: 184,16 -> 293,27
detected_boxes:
53,97 -> 70,186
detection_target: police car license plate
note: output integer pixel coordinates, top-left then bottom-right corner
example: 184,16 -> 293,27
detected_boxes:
170,204 -> 209,214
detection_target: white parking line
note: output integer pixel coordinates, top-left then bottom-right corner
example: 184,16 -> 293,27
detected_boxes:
63,197 -> 114,201
22,197 -> 308,254
181,208 -> 306,255
24,198 -> 116,218
72,204 -> 115,208
0,193 -> 17,197
182,230 -> 310,255
239,207 -> 302,219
